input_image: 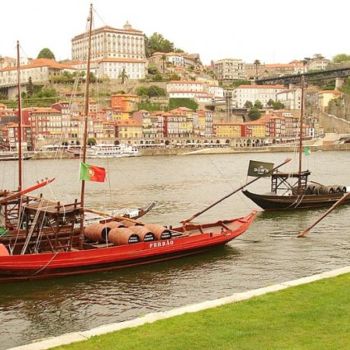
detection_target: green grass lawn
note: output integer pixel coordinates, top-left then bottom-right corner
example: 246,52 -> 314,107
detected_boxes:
55,273 -> 350,350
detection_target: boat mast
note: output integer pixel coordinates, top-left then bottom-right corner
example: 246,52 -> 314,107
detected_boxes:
80,3 -> 93,210
16,40 -> 23,191
297,74 -> 305,191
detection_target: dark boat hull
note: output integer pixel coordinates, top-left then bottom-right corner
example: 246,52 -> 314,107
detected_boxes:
0,211 -> 256,282
242,190 -> 350,210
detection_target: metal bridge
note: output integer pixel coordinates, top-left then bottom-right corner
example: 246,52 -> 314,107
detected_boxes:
256,65 -> 350,85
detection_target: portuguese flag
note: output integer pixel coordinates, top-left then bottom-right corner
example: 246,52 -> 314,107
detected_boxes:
80,162 -> 106,182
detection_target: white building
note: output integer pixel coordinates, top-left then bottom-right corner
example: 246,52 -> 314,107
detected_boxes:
71,22 -> 146,80
167,80 -> 223,104
0,59 -> 76,88
276,88 -> 302,110
214,58 -> 246,81
233,85 -> 285,108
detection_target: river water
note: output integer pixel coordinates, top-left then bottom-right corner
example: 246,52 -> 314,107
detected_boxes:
0,151 -> 349,349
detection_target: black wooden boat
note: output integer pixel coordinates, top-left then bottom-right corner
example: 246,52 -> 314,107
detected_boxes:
242,74 -> 349,211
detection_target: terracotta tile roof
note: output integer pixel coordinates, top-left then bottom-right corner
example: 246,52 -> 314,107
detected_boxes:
0,59 -> 76,72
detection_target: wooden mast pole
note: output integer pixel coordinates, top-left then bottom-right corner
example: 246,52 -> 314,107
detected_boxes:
297,74 -> 305,192
80,3 -> 93,210
16,41 -> 23,192
80,4 -> 93,235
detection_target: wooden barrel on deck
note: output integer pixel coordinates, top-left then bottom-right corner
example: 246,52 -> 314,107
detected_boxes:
84,222 -> 124,242
108,228 -> 141,245
0,244 -> 9,256
128,226 -> 155,242
144,224 -> 172,240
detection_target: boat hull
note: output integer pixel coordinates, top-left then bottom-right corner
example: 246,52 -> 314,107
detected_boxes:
0,212 -> 256,282
242,190 -> 350,210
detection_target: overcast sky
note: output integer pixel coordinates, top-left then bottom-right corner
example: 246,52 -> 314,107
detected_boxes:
1,0 -> 349,65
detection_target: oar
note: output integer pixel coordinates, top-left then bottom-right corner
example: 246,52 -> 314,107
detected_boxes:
298,191 -> 350,237
0,178 -> 55,204
181,158 -> 292,224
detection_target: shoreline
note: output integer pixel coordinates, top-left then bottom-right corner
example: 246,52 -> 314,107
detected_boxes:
30,143 -> 350,160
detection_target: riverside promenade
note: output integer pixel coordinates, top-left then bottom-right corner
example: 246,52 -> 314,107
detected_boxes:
9,266 -> 350,350
32,142 -> 350,159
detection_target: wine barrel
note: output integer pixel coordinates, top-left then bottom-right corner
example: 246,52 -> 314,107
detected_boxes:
108,228 -> 140,245
0,243 -> 9,257
144,224 -> 172,240
128,226 -> 155,242
84,222 -> 124,242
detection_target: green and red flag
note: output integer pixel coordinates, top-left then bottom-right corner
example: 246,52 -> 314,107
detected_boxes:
80,162 -> 106,182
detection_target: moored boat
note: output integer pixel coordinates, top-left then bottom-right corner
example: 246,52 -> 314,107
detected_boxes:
242,74 -> 350,211
0,211 -> 256,282
87,144 -> 139,158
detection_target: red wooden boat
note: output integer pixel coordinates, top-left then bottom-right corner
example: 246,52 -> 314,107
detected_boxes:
0,6 -> 257,283
0,211 -> 256,282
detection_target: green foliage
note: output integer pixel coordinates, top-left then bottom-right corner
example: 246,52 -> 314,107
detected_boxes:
118,68 -> 128,84
254,100 -> 263,109
55,274 -> 350,350
151,73 -> 163,82
168,73 -> 181,81
248,107 -> 261,120
27,77 -> 34,97
136,86 -> 149,96
147,65 -> 160,75
229,80 -> 251,88
37,48 -> 55,60
36,87 -> 57,98
267,99 -> 274,107
340,78 -> 350,94
148,85 -> 166,97
87,138 -> 97,146
146,33 -> 175,57
138,101 -> 163,111
244,100 -> 253,108
266,99 -> 285,110
332,53 -> 350,64
169,98 -> 198,111
136,85 -> 166,98
272,101 -> 285,110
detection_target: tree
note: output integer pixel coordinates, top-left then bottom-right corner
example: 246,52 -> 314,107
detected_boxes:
136,86 -> 149,97
272,101 -> 285,110
161,54 -> 166,73
147,65 -> 159,75
169,98 -> 198,111
253,59 -> 261,78
254,100 -> 263,109
87,137 -> 97,146
146,33 -> 175,57
332,54 -> 350,64
147,85 -> 166,97
119,67 -> 128,84
27,77 -> 34,97
267,99 -> 274,107
244,100 -> 253,108
248,107 -> 261,120
37,48 -> 55,60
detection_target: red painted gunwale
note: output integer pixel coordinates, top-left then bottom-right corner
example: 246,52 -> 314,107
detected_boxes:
0,211 -> 256,281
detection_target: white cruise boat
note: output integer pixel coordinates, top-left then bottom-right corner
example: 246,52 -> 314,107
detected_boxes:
87,144 -> 139,158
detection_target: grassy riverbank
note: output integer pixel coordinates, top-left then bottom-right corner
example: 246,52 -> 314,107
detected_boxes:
54,273 -> 350,350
